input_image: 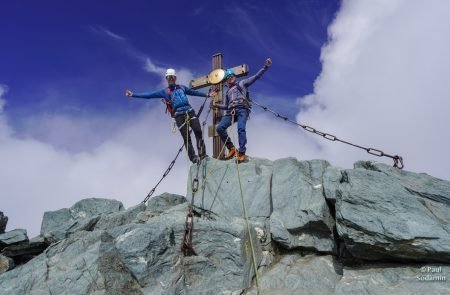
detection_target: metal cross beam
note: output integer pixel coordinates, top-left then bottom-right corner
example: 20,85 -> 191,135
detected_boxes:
189,53 -> 249,159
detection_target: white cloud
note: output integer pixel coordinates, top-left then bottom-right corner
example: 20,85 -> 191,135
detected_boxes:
296,0 -> 450,180
101,27 -> 126,41
144,58 -> 166,75
0,91 -> 191,237
145,58 -> 195,87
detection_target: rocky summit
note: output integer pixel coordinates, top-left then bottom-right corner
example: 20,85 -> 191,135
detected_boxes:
0,157 -> 449,294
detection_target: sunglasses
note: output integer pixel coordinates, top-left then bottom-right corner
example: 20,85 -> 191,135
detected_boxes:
166,75 -> 176,79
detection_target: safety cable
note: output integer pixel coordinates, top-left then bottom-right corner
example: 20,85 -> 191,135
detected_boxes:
249,98 -> 404,169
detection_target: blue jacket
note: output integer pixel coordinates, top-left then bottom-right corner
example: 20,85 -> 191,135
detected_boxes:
131,84 -> 208,117
215,65 -> 269,114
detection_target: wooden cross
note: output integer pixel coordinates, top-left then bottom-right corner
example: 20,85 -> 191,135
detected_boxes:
189,53 -> 249,159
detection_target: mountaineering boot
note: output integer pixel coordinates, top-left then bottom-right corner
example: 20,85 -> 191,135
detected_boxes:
225,147 -> 237,160
237,151 -> 246,163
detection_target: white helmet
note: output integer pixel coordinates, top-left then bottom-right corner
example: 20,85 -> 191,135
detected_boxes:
165,68 -> 177,77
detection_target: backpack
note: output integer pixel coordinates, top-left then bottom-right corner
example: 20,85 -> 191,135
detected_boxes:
163,85 -> 186,117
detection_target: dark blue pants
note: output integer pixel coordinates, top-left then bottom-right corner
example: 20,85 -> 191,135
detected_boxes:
216,108 -> 249,153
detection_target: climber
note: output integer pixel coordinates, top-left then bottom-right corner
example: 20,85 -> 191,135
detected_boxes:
125,68 -> 215,164
213,58 -> 272,162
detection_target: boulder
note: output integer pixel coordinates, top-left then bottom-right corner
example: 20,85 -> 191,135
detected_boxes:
187,157 -> 272,219
0,202 -> 262,295
270,158 -> 336,253
94,203 -> 146,231
40,198 -> 124,242
245,255 -> 342,295
0,229 -> 28,248
0,230 -> 142,295
109,203 -> 262,294
0,254 -> 15,273
335,161 -> 450,262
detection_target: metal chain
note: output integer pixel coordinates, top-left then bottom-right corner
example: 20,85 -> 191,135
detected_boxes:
142,145 -> 184,204
250,99 -> 404,169
181,92 -> 213,256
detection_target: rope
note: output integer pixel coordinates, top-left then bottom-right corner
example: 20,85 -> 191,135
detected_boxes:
250,98 -> 404,169
229,108 -> 262,295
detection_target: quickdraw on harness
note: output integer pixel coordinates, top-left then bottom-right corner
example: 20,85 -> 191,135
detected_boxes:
249,98 -> 404,169
228,83 -> 252,110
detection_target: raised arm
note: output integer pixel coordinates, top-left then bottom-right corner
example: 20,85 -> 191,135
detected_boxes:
183,85 -> 209,98
125,89 -> 166,99
241,58 -> 272,87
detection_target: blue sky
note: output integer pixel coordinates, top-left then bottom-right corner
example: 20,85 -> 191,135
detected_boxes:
2,0 -> 450,237
1,0 -> 338,130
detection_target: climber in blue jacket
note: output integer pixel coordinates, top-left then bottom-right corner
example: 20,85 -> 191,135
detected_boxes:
213,58 -> 272,162
126,68 -> 215,163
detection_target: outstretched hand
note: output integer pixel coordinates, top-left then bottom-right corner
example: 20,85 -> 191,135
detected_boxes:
265,58 -> 272,67
125,89 -> 133,97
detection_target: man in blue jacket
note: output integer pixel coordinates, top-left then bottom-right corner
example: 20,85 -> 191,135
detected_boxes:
213,58 -> 272,162
126,68 -> 214,164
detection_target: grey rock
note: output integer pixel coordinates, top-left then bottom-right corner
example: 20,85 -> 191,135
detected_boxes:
187,157 -> 272,219
336,161 -> 450,262
336,263 -> 450,294
270,158 -> 336,253
0,211 -> 7,233
135,193 -> 187,223
0,230 -> 143,295
2,241 -> 48,258
245,255 -> 342,295
40,198 -> 124,242
94,203 -> 146,231
109,203 -> 262,294
0,229 -> 28,248
0,201 -> 262,295
0,254 -> 15,273
323,165 -> 343,205
146,192 -> 187,213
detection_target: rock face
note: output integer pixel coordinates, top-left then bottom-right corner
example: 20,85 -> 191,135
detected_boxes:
187,157 -> 272,219
0,229 -> 28,248
0,195 -> 261,295
270,158 -> 336,254
40,198 -> 124,242
334,161 -> 450,262
245,255 -> 342,295
1,157 -> 449,294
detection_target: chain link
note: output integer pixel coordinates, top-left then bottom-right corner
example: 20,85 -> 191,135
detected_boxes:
250,99 -> 404,169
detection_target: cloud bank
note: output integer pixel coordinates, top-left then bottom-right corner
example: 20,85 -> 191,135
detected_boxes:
295,0 -> 450,179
